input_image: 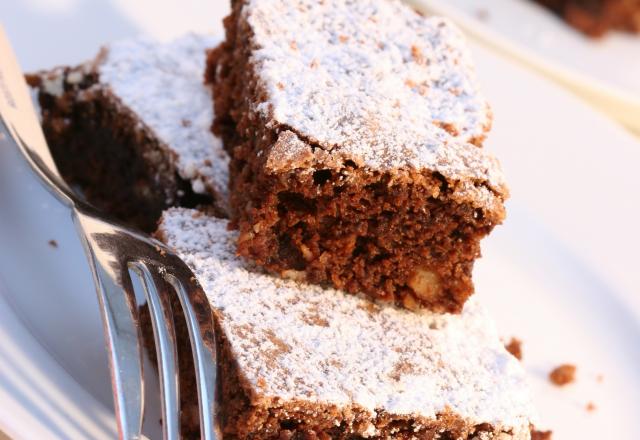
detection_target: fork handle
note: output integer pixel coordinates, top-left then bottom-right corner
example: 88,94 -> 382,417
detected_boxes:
0,25 -> 76,208
0,27 -> 145,439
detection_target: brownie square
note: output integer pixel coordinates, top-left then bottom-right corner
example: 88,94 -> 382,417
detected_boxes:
28,34 -> 229,231
207,0 -> 508,313
156,208 -> 536,439
533,0 -> 640,37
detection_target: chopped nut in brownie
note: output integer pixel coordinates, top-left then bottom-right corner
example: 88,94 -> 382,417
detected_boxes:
549,364 -> 577,386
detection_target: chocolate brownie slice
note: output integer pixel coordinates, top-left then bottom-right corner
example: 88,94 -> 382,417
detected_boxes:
28,34 -> 229,231
207,0 -> 508,313
156,208 -> 536,439
533,0 -> 640,37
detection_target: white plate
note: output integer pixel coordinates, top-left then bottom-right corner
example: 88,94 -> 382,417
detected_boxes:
470,42 -> 640,438
0,284 -> 116,440
411,0 -> 640,134
0,133 -> 117,439
1,1 -> 640,438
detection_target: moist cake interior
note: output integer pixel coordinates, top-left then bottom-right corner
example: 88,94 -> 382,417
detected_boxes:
29,71 -> 212,231
28,34 -> 228,232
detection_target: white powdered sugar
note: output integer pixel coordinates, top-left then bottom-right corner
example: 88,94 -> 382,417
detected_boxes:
243,0 -> 505,196
97,34 -> 229,210
159,208 -> 536,438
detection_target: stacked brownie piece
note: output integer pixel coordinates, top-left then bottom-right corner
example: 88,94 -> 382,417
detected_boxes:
532,0 -> 640,37
206,0 -> 508,314
157,208 -> 535,438
198,0 -> 534,437
30,0 -> 541,438
28,34 -> 229,231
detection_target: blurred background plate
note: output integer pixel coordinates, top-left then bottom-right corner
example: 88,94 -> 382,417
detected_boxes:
1,1 -> 640,438
411,0 -> 640,135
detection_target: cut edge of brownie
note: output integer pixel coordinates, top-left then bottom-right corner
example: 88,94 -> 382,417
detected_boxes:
28,34 -> 229,232
27,65 -> 216,232
206,0 -> 508,313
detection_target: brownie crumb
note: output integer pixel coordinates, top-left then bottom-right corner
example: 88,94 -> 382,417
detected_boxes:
586,401 -> 597,412
475,8 -> 489,21
505,337 -> 522,360
596,374 -> 604,383
531,429 -> 553,440
48,239 -> 58,248
549,364 -> 576,386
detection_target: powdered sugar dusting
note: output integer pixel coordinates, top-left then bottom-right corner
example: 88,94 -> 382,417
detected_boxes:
245,0 -> 504,196
158,208 -> 536,437
98,34 -> 229,210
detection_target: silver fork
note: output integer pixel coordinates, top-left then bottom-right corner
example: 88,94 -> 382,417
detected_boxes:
0,26 -> 220,440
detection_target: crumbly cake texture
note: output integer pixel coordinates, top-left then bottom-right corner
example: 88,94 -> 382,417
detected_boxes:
533,0 -> 640,37
207,0 -> 508,313
156,208 -> 536,439
28,34 -> 229,231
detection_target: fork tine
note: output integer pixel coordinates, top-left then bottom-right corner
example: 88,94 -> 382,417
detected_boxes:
73,214 -> 145,440
165,272 -> 220,440
130,261 -> 180,440
0,29 -> 218,440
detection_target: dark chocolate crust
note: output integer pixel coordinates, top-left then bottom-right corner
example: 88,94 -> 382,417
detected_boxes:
206,2 -> 505,314
27,70 -> 214,232
533,0 -> 640,37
